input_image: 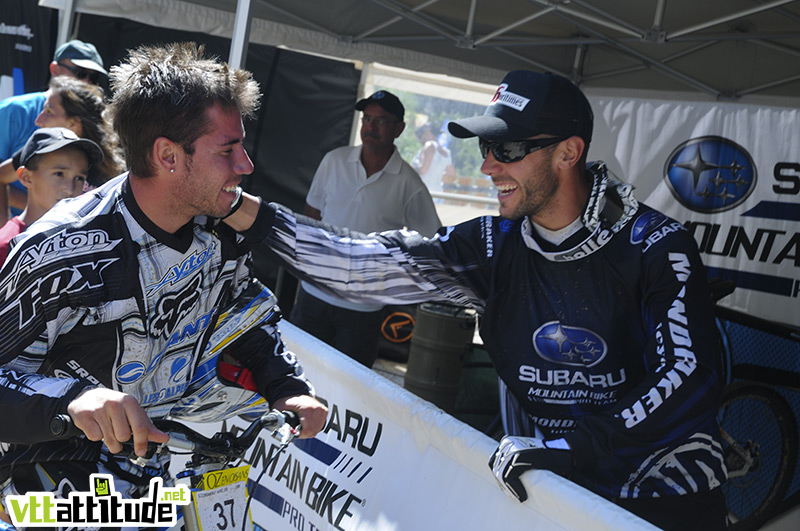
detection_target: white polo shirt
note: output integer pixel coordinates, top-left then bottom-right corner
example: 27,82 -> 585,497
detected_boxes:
302,145 -> 441,311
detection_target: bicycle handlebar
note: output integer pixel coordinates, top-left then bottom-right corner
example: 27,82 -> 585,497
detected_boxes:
49,410 -> 301,461
151,410 -> 300,459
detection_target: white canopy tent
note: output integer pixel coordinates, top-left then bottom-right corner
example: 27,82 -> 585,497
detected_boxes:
42,0 -> 800,105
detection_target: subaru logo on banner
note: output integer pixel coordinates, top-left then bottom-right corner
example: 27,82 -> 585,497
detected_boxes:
663,136 -> 757,213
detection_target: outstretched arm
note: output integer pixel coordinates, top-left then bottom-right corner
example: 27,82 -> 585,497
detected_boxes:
223,191 -> 262,232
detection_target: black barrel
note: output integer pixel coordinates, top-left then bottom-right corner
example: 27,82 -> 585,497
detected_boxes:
403,303 -> 477,412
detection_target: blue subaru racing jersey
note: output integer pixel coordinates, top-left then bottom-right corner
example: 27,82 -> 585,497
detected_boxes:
249,162 -> 726,500
0,174 -> 313,468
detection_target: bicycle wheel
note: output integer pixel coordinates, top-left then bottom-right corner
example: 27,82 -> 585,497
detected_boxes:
718,382 -> 799,531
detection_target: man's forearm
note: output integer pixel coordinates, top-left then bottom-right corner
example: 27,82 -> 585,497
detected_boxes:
223,191 -> 262,232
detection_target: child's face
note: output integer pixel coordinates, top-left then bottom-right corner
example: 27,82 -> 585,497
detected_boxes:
27,147 -> 89,211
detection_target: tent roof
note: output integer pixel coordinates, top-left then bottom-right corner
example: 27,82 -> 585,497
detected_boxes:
56,0 -> 800,103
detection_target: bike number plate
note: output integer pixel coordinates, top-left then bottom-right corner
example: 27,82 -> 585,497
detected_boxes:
191,465 -> 252,531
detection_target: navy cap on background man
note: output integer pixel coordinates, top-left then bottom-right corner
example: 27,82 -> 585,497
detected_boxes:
51,39 -> 108,85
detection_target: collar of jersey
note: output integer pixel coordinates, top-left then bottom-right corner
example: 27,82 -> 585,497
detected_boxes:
520,161 -> 639,261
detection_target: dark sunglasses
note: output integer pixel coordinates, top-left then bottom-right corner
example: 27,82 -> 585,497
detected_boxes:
479,136 -> 567,163
57,62 -> 101,84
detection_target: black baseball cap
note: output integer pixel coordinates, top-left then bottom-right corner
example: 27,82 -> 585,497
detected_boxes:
449,70 -> 593,143
20,127 -> 103,168
355,90 -> 404,121
54,39 -> 107,75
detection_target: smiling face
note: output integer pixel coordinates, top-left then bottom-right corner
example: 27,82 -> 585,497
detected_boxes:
480,139 -> 560,221
175,103 -> 254,220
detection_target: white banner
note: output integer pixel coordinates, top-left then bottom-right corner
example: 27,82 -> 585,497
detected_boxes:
589,94 -> 800,327
179,323 -> 655,531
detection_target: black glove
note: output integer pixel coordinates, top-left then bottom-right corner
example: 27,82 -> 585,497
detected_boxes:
488,436 -> 573,502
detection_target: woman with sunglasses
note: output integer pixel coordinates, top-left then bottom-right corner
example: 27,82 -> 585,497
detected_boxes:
224,70 -> 728,531
0,76 -> 124,191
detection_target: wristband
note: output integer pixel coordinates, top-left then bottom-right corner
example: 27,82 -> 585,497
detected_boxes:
221,187 -> 244,220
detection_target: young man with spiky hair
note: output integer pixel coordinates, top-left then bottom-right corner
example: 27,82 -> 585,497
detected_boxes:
0,43 -> 326,503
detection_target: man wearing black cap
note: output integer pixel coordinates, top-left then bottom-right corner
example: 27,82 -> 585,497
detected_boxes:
226,70 -> 726,529
0,39 -> 107,224
290,90 -> 440,367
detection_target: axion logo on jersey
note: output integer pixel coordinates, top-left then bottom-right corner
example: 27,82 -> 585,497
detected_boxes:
533,321 -> 607,367
664,136 -> 756,213
149,275 -> 202,338
13,229 -> 121,271
146,243 -> 215,295
630,211 -> 668,245
490,83 -> 530,111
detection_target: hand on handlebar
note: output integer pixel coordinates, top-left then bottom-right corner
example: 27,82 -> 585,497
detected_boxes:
67,388 -> 169,457
270,394 -> 328,439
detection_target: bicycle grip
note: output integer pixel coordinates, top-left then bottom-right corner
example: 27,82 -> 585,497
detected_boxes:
282,410 -> 301,429
49,414 -> 82,439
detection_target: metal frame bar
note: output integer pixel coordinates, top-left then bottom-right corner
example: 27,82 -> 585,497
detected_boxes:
474,6 -> 556,46
229,0 -> 253,69
526,0 -> 642,38
367,0 -> 460,42
356,0 -> 442,40
667,0 -> 799,39
56,0 -> 76,46
547,9 -> 720,95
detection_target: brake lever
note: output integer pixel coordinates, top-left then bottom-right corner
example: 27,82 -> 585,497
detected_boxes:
269,410 -> 301,445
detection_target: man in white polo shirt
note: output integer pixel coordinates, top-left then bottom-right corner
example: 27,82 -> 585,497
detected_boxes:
291,90 -> 441,367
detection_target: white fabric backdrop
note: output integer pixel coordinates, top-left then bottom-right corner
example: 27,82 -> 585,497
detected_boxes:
589,92 -> 800,327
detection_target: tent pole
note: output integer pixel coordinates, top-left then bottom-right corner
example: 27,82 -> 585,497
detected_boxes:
229,0 -> 253,69
56,0 -> 76,47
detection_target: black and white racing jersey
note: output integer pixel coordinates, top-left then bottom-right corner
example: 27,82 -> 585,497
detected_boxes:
0,174 -> 312,464
249,162 -> 726,500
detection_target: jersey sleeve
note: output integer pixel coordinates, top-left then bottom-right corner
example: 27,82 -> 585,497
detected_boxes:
243,200 -> 490,312
565,227 -> 723,478
225,323 -> 315,403
0,227 -> 108,443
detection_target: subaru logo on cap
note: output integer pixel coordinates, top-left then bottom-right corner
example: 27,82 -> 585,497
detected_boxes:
533,321 -> 607,367
664,136 -> 756,213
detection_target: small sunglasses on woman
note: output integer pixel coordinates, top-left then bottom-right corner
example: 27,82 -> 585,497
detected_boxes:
479,136 -> 567,163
